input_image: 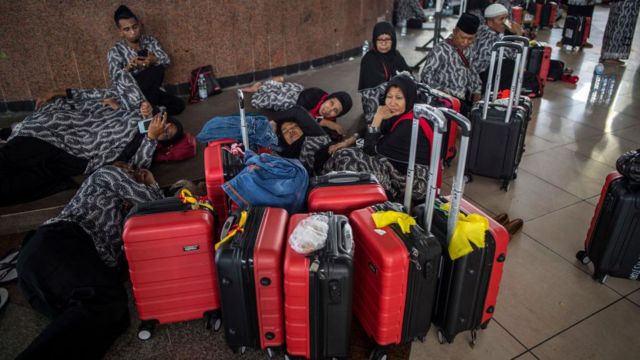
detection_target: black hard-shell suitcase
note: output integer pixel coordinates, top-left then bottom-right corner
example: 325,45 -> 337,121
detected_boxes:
577,172 -> 640,283
215,207 -> 288,356
562,15 -> 584,47
284,213 -> 355,359
468,41 -> 529,191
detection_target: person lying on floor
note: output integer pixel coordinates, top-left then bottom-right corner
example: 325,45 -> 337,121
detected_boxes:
241,77 -> 352,137
419,13 -> 483,116
14,159 -> 171,360
472,3 -> 525,92
359,21 -> 410,92
108,5 -> 185,115
0,72 -> 180,206
270,105 -> 358,176
322,75 -> 431,201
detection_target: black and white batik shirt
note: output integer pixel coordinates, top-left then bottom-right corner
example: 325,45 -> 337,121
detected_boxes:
45,166 -> 164,267
10,70 -> 151,172
419,39 -> 482,100
107,34 -> 170,81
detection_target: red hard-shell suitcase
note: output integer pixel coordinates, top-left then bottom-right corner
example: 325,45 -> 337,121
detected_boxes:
577,172 -> 640,283
347,104 -> 446,359
415,109 -> 509,345
582,17 -> 592,46
284,213 -> 354,359
215,207 -> 288,355
512,6 -> 523,24
204,90 -> 249,236
204,139 -> 244,235
307,172 -> 388,215
122,199 -> 221,340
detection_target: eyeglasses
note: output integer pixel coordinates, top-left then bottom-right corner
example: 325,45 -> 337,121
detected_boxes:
376,38 -> 393,43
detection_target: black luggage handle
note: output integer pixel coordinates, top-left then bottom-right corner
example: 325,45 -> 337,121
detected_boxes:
436,108 -> 472,243
501,36 -> 530,105
407,104 -> 447,233
311,171 -> 375,186
237,89 -> 250,150
483,41 -> 525,123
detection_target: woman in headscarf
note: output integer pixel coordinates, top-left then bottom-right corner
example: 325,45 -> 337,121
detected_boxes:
323,75 -> 430,201
271,106 -> 358,175
242,78 -> 353,136
358,21 -> 410,91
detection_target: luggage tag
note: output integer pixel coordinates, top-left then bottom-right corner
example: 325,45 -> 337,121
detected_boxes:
178,188 -> 214,212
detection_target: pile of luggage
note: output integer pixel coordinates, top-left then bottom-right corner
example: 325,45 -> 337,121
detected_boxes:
120,99 -> 512,359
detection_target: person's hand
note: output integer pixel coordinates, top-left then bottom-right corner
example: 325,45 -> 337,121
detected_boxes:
139,101 -> 153,118
135,168 -> 156,186
472,93 -> 482,102
375,105 -> 395,120
508,22 -> 523,36
146,52 -> 158,65
102,98 -> 120,110
319,119 -> 346,135
35,89 -> 65,110
328,141 -> 347,155
147,111 -> 167,140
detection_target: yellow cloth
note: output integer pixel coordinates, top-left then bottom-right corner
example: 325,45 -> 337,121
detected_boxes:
440,203 -> 489,260
371,211 -> 416,234
179,188 -> 214,211
215,210 -> 248,251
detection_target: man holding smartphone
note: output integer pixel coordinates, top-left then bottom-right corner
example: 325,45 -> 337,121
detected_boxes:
107,5 -> 185,115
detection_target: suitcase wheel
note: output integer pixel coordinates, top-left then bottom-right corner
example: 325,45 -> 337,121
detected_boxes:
369,348 -> 388,360
204,310 -> 222,332
437,329 -> 447,344
266,347 -> 275,359
575,250 -> 590,265
500,178 -> 511,192
137,320 -> 158,341
469,329 -> 478,348
464,174 -> 473,184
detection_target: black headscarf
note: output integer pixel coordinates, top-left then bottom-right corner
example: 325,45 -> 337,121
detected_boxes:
384,75 -> 417,117
272,106 -> 326,159
158,117 -> 184,147
326,91 -> 353,117
358,22 -> 410,90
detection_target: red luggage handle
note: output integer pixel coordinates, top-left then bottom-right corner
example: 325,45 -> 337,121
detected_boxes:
407,104 -> 447,233
437,108 -> 472,243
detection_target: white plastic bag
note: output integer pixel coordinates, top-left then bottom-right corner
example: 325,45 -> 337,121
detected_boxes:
288,214 -> 329,255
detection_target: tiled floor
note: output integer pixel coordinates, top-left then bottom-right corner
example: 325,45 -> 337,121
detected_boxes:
2,4 -> 640,360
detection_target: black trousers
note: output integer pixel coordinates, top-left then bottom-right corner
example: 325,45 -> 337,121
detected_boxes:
16,221 -> 129,360
134,65 -> 185,115
0,137 -> 88,206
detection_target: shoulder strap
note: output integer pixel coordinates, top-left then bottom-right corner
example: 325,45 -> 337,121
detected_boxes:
448,39 -> 470,68
389,112 -> 434,142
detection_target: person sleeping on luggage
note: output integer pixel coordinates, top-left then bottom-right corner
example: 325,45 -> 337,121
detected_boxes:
0,71 -> 181,206
419,13 -> 483,116
472,3 -> 525,92
14,160 -> 166,359
270,105 -> 358,176
241,77 -> 352,137
322,75 -> 431,201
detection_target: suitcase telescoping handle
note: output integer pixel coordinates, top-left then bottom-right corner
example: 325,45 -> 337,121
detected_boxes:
501,35 -> 529,100
405,104 -> 447,233
316,171 -> 373,185
482,41 -> 524,124
437,108 -> 472,244
236,89 -> 250,150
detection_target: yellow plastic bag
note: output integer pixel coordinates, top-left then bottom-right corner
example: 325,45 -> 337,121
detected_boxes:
440,203 -> 489,260
371,211 -> 416,234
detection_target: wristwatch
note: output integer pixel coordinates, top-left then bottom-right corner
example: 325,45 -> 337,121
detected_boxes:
367,126 -> 380,134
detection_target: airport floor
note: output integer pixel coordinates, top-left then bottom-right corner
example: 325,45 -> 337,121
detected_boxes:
1,4 -> 639,359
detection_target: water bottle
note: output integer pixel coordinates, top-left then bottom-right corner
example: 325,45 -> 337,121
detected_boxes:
592,63 -> 604,101
362,40 -> 369,57
197,74 -> 208,100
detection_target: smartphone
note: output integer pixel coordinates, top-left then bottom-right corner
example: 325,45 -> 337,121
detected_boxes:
138,118 -> 152,133
137,49 -> 148,57
504,19 -> 512,28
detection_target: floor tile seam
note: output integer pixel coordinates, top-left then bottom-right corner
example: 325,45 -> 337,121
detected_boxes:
559,136 -> 629,169
492,317 -> 530,353
527,297 -> 626,355
519,147 -> 615,199
510,350 -> 531,360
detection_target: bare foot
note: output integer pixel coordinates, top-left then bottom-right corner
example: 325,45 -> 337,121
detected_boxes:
271,76 -> 285,83
240,81 -> 263,93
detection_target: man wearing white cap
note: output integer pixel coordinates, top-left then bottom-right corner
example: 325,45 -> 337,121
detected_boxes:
471,3 -> 523,92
